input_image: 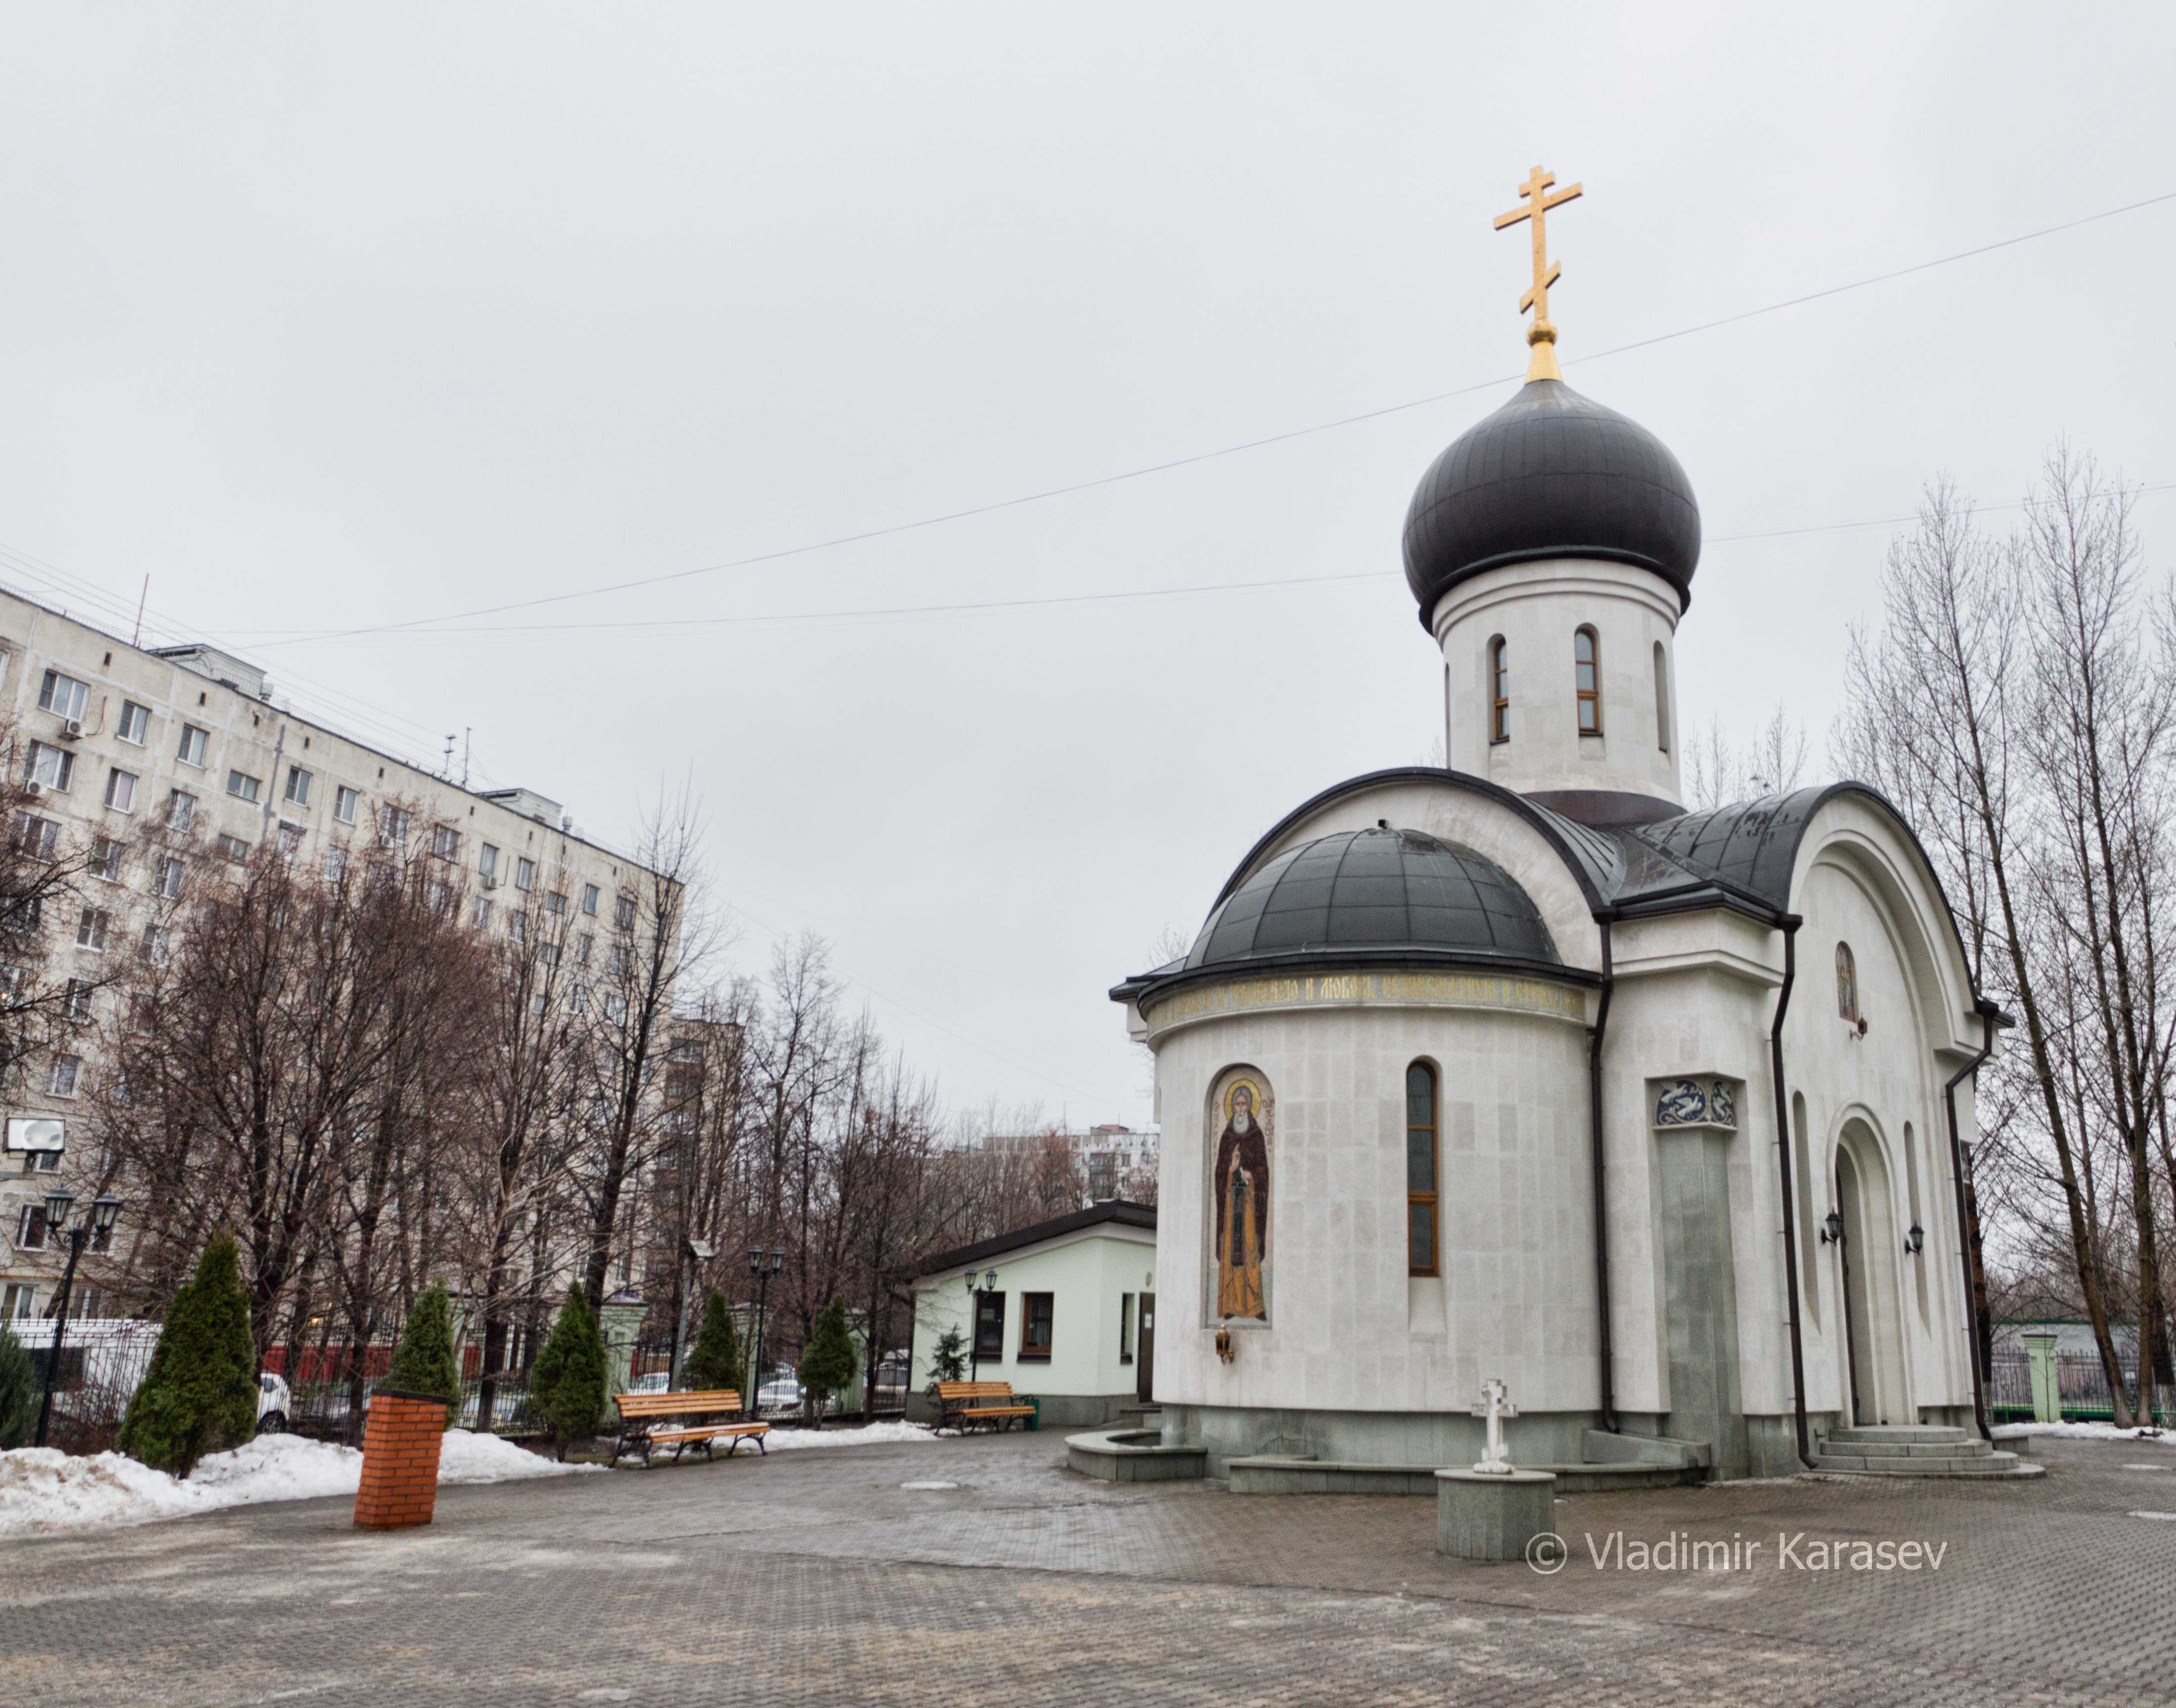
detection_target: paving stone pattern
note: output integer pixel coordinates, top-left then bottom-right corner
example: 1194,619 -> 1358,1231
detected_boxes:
5,1434 -> 2172,1705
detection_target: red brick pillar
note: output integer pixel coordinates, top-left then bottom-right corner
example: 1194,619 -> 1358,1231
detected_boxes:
353,1390 -> 451,1531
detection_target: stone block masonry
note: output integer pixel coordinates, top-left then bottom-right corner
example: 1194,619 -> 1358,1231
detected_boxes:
353,1391 -> 450,1531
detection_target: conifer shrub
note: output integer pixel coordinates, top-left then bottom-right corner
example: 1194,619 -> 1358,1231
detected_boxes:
0,1316 -> 38,1449
386,1283 -> 461,1428
797,1295 -> 857,1427
530,1287 -> 606,1460
925,1326 -> 966,1395
683,1289 -> 743,1396
118,1235 -> 258,1477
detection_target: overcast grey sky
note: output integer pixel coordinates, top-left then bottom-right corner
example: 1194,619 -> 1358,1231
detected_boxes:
0,4 -> 2169,1127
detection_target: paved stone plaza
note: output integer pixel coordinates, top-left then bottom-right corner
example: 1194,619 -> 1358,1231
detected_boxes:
5,1432 -> 2172,1705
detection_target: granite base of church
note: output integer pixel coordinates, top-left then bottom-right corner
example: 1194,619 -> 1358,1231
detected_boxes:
1435,1468 -> 1557,1560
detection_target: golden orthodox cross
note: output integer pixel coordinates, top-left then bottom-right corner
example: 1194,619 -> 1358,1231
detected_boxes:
1493,165 -> 1582,381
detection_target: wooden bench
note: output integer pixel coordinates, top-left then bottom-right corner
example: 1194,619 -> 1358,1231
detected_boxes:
611,1389 -> 770,1466
935,1380 -> 1037,1434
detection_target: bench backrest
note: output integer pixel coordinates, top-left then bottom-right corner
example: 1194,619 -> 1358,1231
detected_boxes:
616,1389 -> 743,1418
935,1380 -> 1018,1402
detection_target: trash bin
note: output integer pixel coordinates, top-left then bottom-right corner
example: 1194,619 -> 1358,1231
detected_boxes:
1026,1395 -> 1041,1432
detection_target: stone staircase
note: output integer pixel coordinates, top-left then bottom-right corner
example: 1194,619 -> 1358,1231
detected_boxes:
1812,1423 -> 2043,1478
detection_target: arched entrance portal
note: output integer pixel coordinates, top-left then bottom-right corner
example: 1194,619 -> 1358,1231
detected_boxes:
1835,1120 -> 1911,1426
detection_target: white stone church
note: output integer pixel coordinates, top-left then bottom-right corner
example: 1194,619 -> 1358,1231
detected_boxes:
1111,347 -> 2018,1482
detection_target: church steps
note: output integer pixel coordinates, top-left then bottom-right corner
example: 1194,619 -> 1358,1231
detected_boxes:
1809,1427 -> 2042,1477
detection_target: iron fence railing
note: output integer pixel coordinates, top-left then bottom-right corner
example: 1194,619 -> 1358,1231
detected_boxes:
1988,1348 -> 2173,1425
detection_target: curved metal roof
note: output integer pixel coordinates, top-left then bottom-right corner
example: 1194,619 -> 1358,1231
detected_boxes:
1403,379 -> 1702,627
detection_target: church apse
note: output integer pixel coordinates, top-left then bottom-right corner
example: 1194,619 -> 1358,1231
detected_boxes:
1207,1068 -> 1272,1326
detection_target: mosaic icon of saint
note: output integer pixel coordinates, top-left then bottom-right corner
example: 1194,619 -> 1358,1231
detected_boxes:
1214,1082 -> 1269,1320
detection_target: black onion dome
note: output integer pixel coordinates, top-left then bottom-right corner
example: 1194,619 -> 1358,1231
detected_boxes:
1402,379 -> 1701,626
1182,826 -> 1559,974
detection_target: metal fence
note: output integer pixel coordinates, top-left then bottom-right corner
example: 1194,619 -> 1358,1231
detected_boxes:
1988,1349 -> 2173,1425
8,1318 -> 161,1455
263,1331 -> 544,1443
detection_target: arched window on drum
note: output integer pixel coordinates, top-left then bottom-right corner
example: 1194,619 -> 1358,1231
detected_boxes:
1407,1063 -> 1438,1276
1835,941 -> 1859,1024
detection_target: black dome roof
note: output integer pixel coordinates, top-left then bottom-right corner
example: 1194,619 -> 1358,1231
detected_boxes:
1182,826 -> 1559,974
1402,379 -> 1701,625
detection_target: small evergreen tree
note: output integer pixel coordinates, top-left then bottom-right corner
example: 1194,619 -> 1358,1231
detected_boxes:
118,1235 -> 258,1477
530,1287 -> 606,1461
682,1290 -> 743,1396
0,1316 -> 38,1449
797,1295 -> 858,1427
386,1283 -> 461,1429
925,1325 -> 967,1395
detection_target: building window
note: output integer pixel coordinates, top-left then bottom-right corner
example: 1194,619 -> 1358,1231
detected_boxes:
15,1203 -> 50,1249
216,832 -> 250,862
545,891 -> 567,916
176,723 -> 208,767
324,846 -> 349,885
48,1054 -> 81,1098
27,742 -> 75,793
1653,642 -> 1671,753
104,768 -> 137,812
277,822 -> 304,861
1019,1292 -> 1054,1361
508,910 -> 527,945
614,894 -> 637,931
432,824 -> 460,860
226,769 -> 261,803
284,766 -> 311,806
1836,942 -> 1858,1023
1489,637 -> 1509,743
63,979 -> 93,1022
333,786 -> 359,824
479,843 -> 499,882
14,812 -> 58,859
972,1290 -> 1006,1362
582,883 -> 600,916
155,855 -> 184,898
515,856 -> 536,892
1,1282 -> 35,1318
92,836 -> 124,883
1118,1292 -> 1135,1363
117,700 -> 150,745
576,933 -> 592,966
76,908 -> 110,951
37,670 -> 88,722
372,805 -> 409,847
167,789 -> 196,832
140,921 -> 170,962
1574,627 -> 1601,734
1407,1061 -> 1438,1276
470,896 -> 492,929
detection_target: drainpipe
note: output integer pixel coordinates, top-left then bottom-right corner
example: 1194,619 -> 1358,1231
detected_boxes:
1768,915 -> 1816,1471
1586,916 -> 1618,1433
1943,1006 -> 1998,1444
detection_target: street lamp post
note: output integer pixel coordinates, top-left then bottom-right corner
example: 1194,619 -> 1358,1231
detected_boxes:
671,1238 -> 717,1390
33,1187 -> 122,1451
962,1267 -> 999,1384
746,1246 -> 783,1418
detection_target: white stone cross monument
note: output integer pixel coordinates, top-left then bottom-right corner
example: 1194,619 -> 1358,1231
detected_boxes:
1470,1377 -> 1518,1474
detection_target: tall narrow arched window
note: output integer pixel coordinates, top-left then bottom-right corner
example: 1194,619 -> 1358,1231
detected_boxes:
1574,627 -> 1601,733
1653,641 -> 1671,752
1406,1062 -> 1438,1276
1488,638 -> 1509,744
1835,942 -> 1859,1022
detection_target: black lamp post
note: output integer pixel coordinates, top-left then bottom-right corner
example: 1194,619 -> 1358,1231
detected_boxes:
963,1267 -> 999,1383
746,1246 -> 783,1417
34,1187 -> 122,1450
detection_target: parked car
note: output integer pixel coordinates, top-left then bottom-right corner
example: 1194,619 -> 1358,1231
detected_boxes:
756,1370 -> 802,1414
255,1371 -> 292,1435
626,1371 -> 672,1396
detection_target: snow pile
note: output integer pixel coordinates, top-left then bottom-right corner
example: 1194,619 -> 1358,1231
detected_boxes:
760,1420 -> 933,1452
1994,1421 -> 2169,1444
0,1429 -> 591,1537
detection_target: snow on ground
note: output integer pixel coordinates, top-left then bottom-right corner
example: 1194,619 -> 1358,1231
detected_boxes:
1993,1421 -> 2170,1443
0,1429 -> 593,1538
759,1420 -> 933,1452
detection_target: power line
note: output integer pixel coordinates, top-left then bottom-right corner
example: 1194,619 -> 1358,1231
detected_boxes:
205,480 -> 2176,642
240,186 -> 2176,653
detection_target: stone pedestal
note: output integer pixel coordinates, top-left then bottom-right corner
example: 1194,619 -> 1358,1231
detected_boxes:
598,1299 -> 648,1403
1435,1467 -> 1557,1561
2023,1332 -> 2062,1424
354,1390 -> 450,1531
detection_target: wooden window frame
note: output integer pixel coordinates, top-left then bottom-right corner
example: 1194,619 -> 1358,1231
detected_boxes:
1489,638 -> 1509,744
1407,1061 -> 1439,1277
1575,626 -> 1602,735
1018,1291 -> 1054,1362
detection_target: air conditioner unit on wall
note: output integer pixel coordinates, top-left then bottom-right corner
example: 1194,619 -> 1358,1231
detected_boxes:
24,781 -> 43,798
60,720 -> 83,740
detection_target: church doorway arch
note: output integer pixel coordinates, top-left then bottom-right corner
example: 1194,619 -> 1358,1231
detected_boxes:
1834,1118 -> 1910,1426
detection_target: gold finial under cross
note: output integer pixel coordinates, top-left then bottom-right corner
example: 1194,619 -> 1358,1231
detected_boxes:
1494,165 -> 1583,382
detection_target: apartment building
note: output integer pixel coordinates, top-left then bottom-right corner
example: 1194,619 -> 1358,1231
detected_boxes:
0,586 -> 662,1325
